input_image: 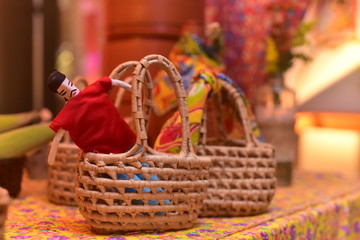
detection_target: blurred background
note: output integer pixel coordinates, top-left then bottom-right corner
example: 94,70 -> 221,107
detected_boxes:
0,0 -> 359,179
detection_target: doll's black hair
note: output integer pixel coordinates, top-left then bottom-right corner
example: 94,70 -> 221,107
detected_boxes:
47,70 -> 66,92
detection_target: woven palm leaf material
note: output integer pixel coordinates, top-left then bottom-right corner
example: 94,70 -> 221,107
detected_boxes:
47,133 -> 79,206
0,187 -> 10,240
75,55 -> 211,233
198,78 -> 276,217
153,69 -> 274,217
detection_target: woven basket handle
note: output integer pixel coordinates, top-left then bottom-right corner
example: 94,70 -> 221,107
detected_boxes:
214,80 -> 259,146
110,61 -> 139,79
110,61 -> 152,126
133,54 -> 195,156
112,76 -> 132,109
110,61 -> 137,110
48,128 -> 66,165
72,76 -> 88,90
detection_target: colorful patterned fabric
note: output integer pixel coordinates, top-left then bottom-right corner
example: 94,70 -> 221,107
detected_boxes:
154,72 -> 214,153
152,32 -> 224,116
153,32 -> 263,152
205,0 -> 271,99
216,73 -> 264,142
225,193 -> 360,240
5,172 -> 360,239
153,69 -> 264,154
204,0 -> 312,100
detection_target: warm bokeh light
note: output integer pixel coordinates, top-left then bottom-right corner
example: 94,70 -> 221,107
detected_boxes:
295,112 -> 360,134
287,40 -> 360,106
298,127 -> 360,178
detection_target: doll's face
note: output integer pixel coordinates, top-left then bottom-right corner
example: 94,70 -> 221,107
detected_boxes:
57,78 -> 80,100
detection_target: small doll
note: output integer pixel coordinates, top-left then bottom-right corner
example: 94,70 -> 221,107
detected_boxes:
47,70 -> 136,164
47,70 -> 170,209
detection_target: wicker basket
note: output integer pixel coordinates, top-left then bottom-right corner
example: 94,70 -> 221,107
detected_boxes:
47,132 -> 80,206
75,55 -> 211,233
0,187 -> 10,240
47,73 -> 137,206
198,79 -> 276,217
47,77 -> 88,206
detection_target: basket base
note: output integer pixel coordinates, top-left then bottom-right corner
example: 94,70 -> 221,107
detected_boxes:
83,213 -> 197,234
89,222 -> 195,235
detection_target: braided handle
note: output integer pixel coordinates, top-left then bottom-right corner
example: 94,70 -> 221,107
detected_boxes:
110,60 -> 152,132
110,61 -> 138,110
216,80 -> 259,146
132,54 -> 195,155
112,76 -> 132,109
72,76 -> 88,90
110,61 -> 138,80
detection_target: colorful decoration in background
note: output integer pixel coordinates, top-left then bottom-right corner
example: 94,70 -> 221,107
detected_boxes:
204,0 -> 312,100
152,28 -> 225,116
265,1 -> 313,76
153,25 -> 264,153
204,0 -> 271,99
307,0 -> 357,48
217,73 -> 264,143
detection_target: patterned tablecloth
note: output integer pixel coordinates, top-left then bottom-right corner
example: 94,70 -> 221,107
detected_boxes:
5,171 -> 360,239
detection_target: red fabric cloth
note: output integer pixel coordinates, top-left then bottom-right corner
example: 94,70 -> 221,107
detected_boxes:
49,77 -> 136,154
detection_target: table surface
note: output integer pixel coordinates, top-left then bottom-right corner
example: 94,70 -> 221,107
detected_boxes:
5,171 -> 360,240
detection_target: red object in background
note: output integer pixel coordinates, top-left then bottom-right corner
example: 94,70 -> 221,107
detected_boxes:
49,77 -> 136,154
102,0 -> 205,146
102,0 -> 205,76
81,0 -> 103,83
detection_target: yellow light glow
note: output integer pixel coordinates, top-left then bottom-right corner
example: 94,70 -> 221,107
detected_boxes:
286,40 -> 360,106
298,41 -> 360,105
298,127 -> 360,178
356,0 -> 360,39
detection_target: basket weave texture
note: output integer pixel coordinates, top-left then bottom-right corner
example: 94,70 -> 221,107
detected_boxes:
198,80 -> 276,217
0,187 -> 10,240
75,55 -> 211,233
47,134 -> 79,206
